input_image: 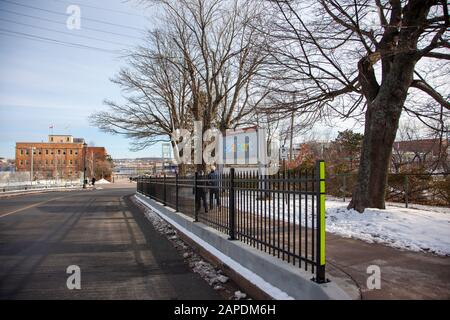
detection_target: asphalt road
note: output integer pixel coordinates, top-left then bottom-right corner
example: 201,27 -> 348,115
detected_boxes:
0,185 -> 221,299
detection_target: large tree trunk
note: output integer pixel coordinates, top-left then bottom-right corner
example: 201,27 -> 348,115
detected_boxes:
348,100 -> 402,212
349,58 -> 417,213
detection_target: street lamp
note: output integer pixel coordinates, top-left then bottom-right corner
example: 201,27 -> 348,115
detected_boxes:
82,142 -> 87,189
30,145 -> 35,185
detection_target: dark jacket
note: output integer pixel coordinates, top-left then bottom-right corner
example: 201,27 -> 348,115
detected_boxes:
207,170 -> 219,187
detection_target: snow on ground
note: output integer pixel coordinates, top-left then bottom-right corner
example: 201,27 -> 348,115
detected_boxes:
233,193 -> 450,256
325,199 -> 450,255
95,178 -> 110,184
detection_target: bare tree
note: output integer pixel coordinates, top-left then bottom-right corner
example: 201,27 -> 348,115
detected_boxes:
154,0 -> 271,134
92,0 -> 270,171
90,29 -> 193,150
262,0 -> 449,212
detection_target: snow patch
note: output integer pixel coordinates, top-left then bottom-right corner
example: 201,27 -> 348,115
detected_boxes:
324,200 -> 450,255
95,178 -> 110,184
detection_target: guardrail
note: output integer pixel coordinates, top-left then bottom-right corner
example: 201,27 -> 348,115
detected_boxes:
1,183 -> 82,193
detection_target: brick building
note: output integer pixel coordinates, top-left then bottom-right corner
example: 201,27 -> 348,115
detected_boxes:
15,135 -> 108,180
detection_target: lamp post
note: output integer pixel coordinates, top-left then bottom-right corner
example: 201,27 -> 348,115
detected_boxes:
30,145 -> 35,185
83,142 -> 87,188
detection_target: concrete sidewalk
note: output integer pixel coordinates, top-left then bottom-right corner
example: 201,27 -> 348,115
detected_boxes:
326,233 -> 450,299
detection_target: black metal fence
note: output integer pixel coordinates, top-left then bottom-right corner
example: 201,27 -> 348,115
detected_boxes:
137,160 -> 327,283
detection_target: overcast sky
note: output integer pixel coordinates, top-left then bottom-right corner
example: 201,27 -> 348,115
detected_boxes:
0,0 -> 165,159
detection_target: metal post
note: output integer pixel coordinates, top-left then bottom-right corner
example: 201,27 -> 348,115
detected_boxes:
30,145 -> 34,185
229,168 -> 236,240
82,142 -> 87,189
175,173 -> 179,212
163,173 -> 167,206
314,160 -> 327,283
194,172 -> 199,222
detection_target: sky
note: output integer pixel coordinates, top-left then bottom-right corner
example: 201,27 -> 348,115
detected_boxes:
2,1 -> 436,161
0,0 -> 164,159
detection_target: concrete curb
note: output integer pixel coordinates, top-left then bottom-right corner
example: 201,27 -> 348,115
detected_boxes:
135,193 -> 352,300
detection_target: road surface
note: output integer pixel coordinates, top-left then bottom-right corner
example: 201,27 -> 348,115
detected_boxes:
0,184 -> 221,299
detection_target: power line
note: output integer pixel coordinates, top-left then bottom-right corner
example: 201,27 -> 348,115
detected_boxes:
0,27 -> 121,54
0,17 -> 128,47
49,0 -> 148,18
0,0 -> 146,32
0,8 -> 144,40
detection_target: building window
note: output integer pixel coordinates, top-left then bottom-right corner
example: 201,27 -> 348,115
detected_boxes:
63,150 -> 66,155
67,137 -> 70,142
69,149 -> 73,155
38,149 -> 42,155
20,149 -> 23,155
20,160 -> 23,165
46,149 -> 49,155
46,160 -> 48,165
51,150 -> 54,155
25,160 -> 28,165
51,137 -> 54,142
26,149 -> 29,155
75,150 -> 78,155
69,160 -> 72,165
58,150 -> 61,155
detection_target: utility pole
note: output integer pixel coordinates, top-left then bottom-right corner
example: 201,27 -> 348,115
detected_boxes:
91,151 -> 94,180
290,93 -> 295,161
289,110 -> 294,161
30,145 -> 35,185
83,142 -> 87,188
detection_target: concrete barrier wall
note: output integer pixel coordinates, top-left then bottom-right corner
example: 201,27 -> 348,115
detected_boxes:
135,193 -> 351,300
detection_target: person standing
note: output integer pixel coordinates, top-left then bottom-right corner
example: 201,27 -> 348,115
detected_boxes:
195,171 -> 208,213
207,166 -> 220,209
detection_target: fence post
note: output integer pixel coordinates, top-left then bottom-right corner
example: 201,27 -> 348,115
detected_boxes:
163,173 -> 167,206
404,175 -> 409,208
194,171 -> 199,222
228,168 -> 236,240
138,177 -> 141,194
175,173 -> 179,212
315,160 -> 327,283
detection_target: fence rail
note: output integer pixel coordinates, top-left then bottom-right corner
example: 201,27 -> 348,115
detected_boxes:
137,160 -> 327,283
1,182 -> 82,193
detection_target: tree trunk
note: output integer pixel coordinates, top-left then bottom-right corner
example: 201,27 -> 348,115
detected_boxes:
348,101 -> 402,212
349,58 -> 416,212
